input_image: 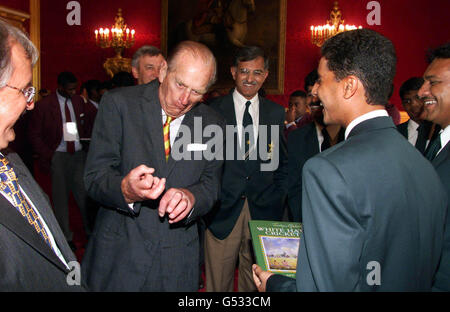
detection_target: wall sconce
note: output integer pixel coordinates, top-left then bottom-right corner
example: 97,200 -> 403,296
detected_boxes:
94,8 -> 136,77
310,1 -> 362,47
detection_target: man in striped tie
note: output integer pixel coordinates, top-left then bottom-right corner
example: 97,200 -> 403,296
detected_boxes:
0,19 -> 85,291
82,41 -> 225,291
418,42 -> 450,291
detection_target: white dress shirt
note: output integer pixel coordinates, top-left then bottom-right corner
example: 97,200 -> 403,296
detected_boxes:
407,119 -> 420,146
345,110 -> 389,140
437,124 -> 450,156
55,90 -> 82,152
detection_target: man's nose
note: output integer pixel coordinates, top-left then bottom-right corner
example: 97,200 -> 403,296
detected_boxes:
417,81 -> 429,98
180,89 -> 190,105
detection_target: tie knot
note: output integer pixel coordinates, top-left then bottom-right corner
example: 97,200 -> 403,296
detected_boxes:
0,157 -> 16,183
245,101 -> 251,110
165,116 -> 173,126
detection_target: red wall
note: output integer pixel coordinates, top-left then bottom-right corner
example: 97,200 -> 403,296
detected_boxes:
0,0 -> 29,12
40,0 -> 161,90
39,0 -> 450,110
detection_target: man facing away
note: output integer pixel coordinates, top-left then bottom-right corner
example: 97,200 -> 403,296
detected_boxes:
253,29 -> 447,292
0,18 -> 85,291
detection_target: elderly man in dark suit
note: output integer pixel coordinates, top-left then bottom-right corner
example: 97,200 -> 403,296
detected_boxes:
0,19 -> 85,291
81,41 -> 224,291
204,46 -> 288,292
253,29 -> 447,292
29,71 -> 90,249
418,42 -> 450,292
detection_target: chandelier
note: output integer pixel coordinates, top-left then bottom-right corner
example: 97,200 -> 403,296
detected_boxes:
310,1 -> 362,47
94,8 -> 136,77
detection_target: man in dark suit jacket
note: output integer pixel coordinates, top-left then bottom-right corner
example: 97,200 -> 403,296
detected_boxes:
397,77 -> 437,154
287,100 -> 344,222
284,90 -> 312,138
418,42 -> 450,291
29,71 -> 90,248
81,41 -> 224,291
0,19 -> 85,291
204,46 -> 288,292
253,29 -> 447,291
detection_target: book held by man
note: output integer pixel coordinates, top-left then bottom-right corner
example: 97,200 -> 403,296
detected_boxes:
249,220 -> 302,278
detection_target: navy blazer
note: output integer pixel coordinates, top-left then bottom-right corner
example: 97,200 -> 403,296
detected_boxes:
268,117 -> 447,291
205,92 -> 288,240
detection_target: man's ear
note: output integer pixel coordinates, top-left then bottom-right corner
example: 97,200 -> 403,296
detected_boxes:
230,66 -> 237,81
158,60 -> 168,83
131,67 -> 139,79
343,76 -> 358,99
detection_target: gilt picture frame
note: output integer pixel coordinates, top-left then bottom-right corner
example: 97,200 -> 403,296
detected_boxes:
161,0 -> 286,94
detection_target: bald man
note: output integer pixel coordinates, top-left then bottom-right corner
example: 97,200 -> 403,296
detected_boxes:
82,41 -> 225,291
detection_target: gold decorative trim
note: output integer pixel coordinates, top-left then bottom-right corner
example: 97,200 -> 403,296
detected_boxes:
30,0 -> 41,95
0,5 -> 30,32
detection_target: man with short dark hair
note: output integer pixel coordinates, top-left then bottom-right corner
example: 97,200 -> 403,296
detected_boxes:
397,77 -> 436,154
205,45 -> 288,292
284,90 -> 311,137
82,41 -> 224,291
131,45 -> 165,85
253,29 -> 447,292
418,42 -> 450,292
0,18 -> 84,291
29,71 -> 90,250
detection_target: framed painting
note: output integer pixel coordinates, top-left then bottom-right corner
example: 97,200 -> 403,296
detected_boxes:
161,0 -> 286,94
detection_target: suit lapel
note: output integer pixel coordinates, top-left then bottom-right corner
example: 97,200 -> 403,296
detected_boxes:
141,83 -> 167,176
0,189 -> 69,273
433,141 -> 450,168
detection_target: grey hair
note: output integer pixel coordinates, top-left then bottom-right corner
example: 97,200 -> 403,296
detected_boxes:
131,45 -> 163,68
0,18 -> 38,88
167,40 -> 217,89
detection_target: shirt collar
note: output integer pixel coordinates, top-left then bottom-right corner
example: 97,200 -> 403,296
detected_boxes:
345,109 -> 389,140
233,89 -> 259,107
440,124 -> 450,150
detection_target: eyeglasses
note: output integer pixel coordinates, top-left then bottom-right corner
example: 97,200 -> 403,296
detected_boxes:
5,84 -> 36,104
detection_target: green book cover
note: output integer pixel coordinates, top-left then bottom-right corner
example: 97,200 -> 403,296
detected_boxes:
249,220 -> 302,278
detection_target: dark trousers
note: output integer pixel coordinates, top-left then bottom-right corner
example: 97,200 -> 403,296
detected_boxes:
51,151 -> 89,241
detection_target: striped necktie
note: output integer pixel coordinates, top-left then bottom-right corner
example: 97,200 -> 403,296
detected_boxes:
163,116 -> 173,162
0,157 -> 54,251
243,101 -> 253,159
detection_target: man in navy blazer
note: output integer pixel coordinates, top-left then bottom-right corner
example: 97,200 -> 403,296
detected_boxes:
204,46 -> 288,292
418,42 -> 450,291
253,29 -> 447,291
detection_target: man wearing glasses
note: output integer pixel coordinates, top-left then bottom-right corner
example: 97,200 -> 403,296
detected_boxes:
0,19 -> 85,290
